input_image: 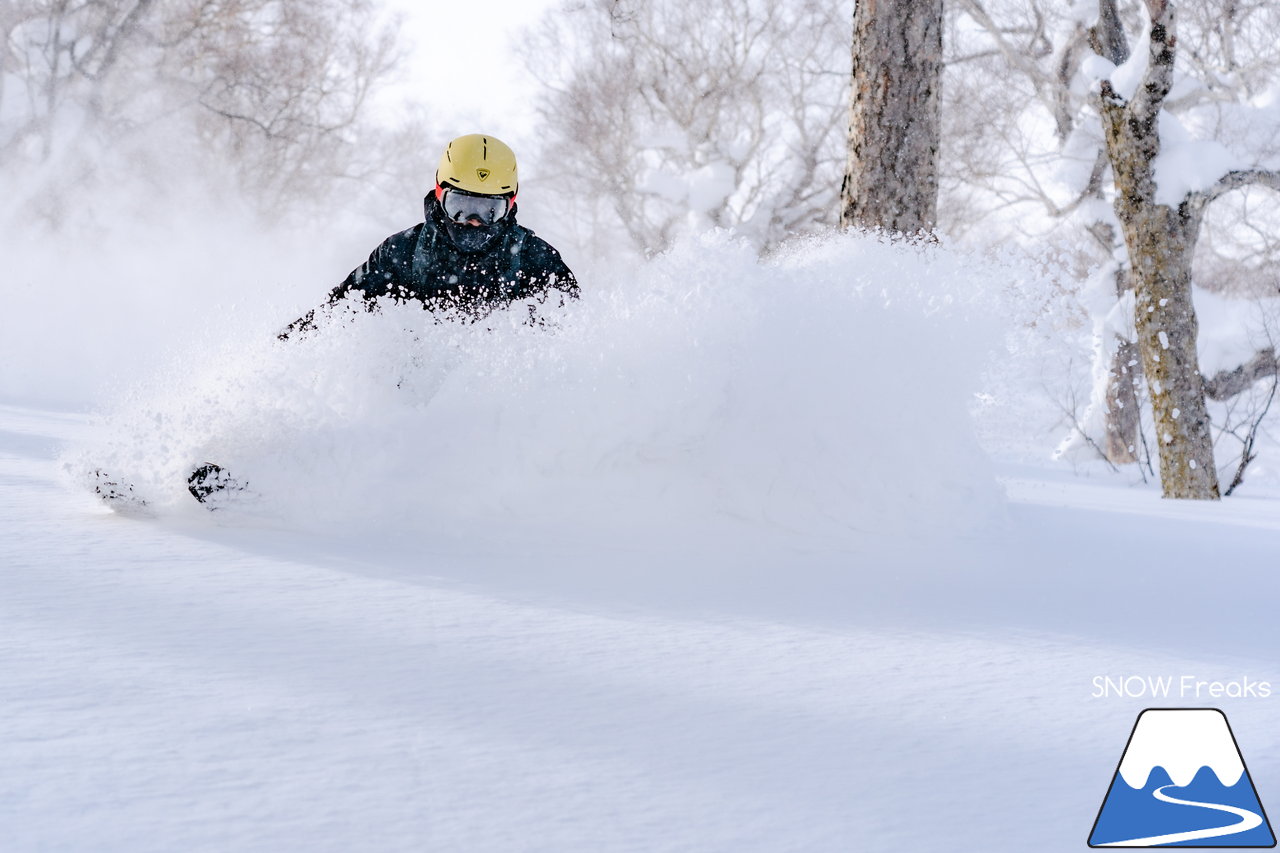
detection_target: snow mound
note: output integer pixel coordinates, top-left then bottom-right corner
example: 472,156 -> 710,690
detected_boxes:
68,232 -> 1012,542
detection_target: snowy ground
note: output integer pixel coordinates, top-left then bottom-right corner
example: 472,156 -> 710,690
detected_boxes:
4,399 -> 1279,852
4,230 -> 1279,851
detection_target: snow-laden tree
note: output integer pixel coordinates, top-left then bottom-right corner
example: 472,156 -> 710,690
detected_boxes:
522,0 -> 1280,498
953,0 -> 1280,497
519,0 -> 852,255
1096,0 -> 1280,498
839,0 -> 944,234
945,0 -> 1147,465
0,0 -> 398,225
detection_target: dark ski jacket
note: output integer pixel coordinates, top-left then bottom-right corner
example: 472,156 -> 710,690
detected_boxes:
282,195 -> 577,338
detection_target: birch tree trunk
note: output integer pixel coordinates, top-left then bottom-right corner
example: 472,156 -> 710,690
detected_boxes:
1103,265 -> 1143,466
1097,1 -> 1219,499
839,0 -> 943,234
1093,2 -> 1142,466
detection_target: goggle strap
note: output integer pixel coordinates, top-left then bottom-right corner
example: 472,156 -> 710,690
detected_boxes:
437,183 -> 514,207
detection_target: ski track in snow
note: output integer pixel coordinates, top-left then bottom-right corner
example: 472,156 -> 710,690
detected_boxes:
3,403 -> 1280,852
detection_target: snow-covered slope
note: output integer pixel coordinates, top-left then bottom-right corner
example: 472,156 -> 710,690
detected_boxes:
5,232 -> 1280,852
5,401 -> 1280,852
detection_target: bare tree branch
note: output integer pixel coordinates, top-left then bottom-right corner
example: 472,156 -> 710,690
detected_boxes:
1203,348 -> 1280,400
2,0 -> 400,222
1223,376 -> 1277,495
521,0 -> 850,253
1195,168 -> 1280,206
1093,0 -> 1130,66
1130,2 -> 1177,124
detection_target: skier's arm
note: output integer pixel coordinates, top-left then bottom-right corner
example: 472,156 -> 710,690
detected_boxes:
524,240 -> 579,300
277,236 -> 402,341
546,251 -> 579,300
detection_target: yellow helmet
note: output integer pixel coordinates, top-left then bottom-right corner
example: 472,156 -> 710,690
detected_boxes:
436,134 -> 518,196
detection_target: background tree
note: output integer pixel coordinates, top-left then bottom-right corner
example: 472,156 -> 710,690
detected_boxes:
947,0 -> 1142,465
520,0 -> 852,255
950,0 -> 1280,494
0,0 -> 398,226
522,0 -> 1280,496
1095,0 -> 1280,498
1095,0 -> 1220,498
839,0 -> 945,234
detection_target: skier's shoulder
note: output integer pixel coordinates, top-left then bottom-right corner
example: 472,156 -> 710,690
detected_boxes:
508,221 -> 570,269
374,222 -> 427,260
351,223 -> 425,286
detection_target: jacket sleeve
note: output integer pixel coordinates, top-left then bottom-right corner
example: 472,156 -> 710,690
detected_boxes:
543,246 -> 579,299
277,234 -> 408,341
326,234 -> 410,305
521,237 -> 579,300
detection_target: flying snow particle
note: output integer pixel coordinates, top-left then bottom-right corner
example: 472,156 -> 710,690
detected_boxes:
1158,331 -> 1170,350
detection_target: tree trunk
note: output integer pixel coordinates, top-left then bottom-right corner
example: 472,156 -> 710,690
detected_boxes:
1097,3 -> 1220,499
1104,339 -> 1142,464
1122,210 -> 1218,497
1092,0 -> 1141,466
839,0 -> 943,234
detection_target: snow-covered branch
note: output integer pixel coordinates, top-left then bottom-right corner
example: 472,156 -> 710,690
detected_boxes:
1196,169 -> 1280,207
1092,0 -> 1129,66
1204,349 -> 1280,401
1130,2 -> 1176,124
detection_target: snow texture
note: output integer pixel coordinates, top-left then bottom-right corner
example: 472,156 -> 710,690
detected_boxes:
6,401 -> 1280,852
1152,112 -> 1244,207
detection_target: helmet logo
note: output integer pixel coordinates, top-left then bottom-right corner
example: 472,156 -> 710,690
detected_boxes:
476,168 -> 491,181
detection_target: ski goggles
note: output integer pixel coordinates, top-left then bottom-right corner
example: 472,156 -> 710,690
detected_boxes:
439,187 -> 512,225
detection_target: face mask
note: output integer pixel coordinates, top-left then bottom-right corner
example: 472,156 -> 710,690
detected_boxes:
444,219 -> 502,253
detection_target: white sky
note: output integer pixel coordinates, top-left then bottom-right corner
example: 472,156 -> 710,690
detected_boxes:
378,0 -> 562,157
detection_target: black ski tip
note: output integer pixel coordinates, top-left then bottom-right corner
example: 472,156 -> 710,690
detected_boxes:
187,462 -> 246,507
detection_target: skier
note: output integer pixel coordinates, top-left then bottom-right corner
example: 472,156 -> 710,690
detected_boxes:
186,134 -> 579,504
280,133 -> 578,338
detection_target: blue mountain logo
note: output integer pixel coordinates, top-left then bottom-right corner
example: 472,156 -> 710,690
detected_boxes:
1090,708 -> 1275,847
